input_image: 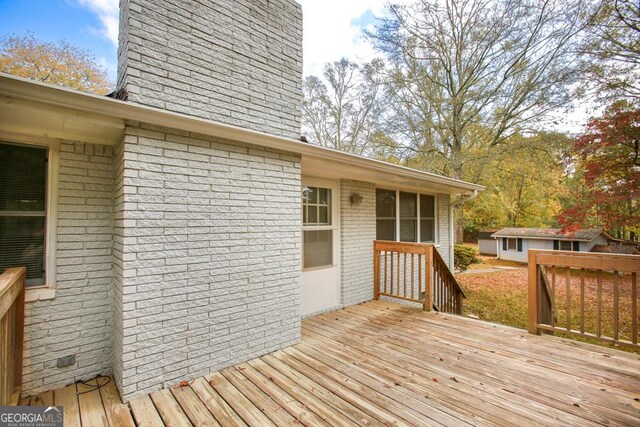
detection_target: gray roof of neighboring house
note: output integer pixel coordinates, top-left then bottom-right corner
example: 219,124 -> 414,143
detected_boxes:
591,245 -> 640,255
491,228 -> 606,242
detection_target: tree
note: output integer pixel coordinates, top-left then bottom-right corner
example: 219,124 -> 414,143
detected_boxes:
580,0 -> 640,102
302,58 -> 386,156
463,132 -> 569,231
559,101 -> 640,239
0,34 -> 112,94
368,0 -> 587,180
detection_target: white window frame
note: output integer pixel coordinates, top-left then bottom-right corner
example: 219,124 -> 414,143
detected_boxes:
507,238 -> 518,251
377,188 -> 438,244
301,178 -> 340,272
0,134 -> 59,301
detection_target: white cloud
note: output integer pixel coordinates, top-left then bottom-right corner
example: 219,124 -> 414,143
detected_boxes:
79,0 -> 395,74
77,0 -> 119,47
297,0 -> 393,77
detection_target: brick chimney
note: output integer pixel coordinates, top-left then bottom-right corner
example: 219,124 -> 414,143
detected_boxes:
117,0 -> 303,139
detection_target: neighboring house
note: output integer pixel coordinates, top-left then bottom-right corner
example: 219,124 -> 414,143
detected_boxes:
0,0 -> 482,402
492,228 -> 611,263
591,245 -> 640,255
477,229 -> 499,255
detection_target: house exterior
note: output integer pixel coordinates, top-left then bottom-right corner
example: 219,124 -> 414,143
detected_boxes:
477,229 -> 499,255
492,228 -> 611,263
0,0 -> 482,402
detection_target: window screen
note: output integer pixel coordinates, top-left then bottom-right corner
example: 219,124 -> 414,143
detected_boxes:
399,192 -> 417,242
0,143 -> 48,286
419,194 -> 435,242
376,189 -> 396,241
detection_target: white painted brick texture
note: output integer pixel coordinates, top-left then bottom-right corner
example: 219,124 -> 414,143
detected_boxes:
340,180 -> 376,306
22,142 -> 114,397
118,0 -> 303,139
114,124 -> 301,401
437,194 -> 452,268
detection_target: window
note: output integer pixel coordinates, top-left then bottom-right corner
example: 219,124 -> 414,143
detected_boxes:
376,189 -> 396,241
399,192 -> 417,242
557,240 -> 580,251
420,194 -> 435,243
0,142 -> 48,286
376,189 -> 436,243
507,238 -> 517,251
302,186 -> 333,269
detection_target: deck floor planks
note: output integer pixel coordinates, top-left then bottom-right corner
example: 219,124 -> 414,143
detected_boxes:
99,380 -> 136,427
206,371 -> 276,427
20,301 -> 640,426
170,383 -> 220,427
129,395 -> 164,427
317,303 -> 639,424
54,383 -> 81,427
231,362 -> 332,427
77,380 -> 110,427
190,376 -> 248,427
302,320 -> 565,426
220,366 -> 300,426
149,388 -> 191,427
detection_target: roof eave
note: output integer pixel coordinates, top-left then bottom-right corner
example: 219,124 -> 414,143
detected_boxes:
0,73 -> 485,194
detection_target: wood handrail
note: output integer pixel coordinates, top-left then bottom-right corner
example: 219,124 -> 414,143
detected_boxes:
433,249 -> 466,299
528,250 -> 639,349
0,267 -> 26,406
373,241 -> 465,314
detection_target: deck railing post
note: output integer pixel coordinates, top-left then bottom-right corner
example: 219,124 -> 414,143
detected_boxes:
423,245 -> 433,311
528,250 -> 540,335
373,245 -> 380,300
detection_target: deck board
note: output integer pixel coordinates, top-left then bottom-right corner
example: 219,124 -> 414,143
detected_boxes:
21,301 -> 640,426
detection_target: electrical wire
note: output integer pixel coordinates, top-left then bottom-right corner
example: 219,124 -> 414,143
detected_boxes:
75,375 -> 112,395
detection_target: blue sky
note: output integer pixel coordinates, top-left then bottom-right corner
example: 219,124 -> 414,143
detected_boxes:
0,0 -> 118,78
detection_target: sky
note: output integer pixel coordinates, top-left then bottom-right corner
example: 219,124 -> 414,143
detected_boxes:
0,0 -> 592,131
0,0 -> 391,80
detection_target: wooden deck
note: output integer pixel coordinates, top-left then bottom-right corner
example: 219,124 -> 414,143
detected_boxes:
21,301 -> 640,426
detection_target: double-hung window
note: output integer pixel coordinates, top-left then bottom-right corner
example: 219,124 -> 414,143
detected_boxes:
376,189 -> 436,243
302,186 -> 333,269
0,142 -> 49,287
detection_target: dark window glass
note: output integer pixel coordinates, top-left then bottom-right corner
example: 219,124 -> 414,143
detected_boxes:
419,195 -> 435,242
400,192 -> 417,242
376,189 -> 396,240
0,143 -> 48,285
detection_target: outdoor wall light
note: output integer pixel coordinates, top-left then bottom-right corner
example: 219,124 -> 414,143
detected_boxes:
349,193 -> 364,206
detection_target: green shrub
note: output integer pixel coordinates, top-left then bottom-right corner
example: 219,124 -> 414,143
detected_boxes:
454,244 -> 479,271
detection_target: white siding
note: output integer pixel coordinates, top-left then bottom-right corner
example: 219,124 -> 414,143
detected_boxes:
478,238 -> 497,255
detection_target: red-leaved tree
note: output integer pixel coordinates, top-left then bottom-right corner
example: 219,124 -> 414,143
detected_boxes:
559,101 -> 640,239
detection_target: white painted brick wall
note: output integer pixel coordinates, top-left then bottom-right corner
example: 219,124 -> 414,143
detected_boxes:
340,180 -> 376,306
118,0 -> 303,139
337,182 -> 454,309
437,194 -> 452,268
22,142 -> 114,396
113,124 -> 301,401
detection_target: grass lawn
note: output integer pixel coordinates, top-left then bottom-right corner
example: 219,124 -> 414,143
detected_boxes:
456,246 -> 639,353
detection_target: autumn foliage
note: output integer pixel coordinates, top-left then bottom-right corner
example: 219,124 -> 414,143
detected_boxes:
0,33 -> 112,94
559,102 -> 640,237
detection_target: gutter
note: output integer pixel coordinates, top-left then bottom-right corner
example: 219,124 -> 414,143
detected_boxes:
450,189 -> 479,207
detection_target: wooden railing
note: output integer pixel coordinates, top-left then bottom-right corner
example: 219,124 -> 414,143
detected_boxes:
373,241 -> 465,314
0,267 -> 26,405
528,250 -> 640,349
